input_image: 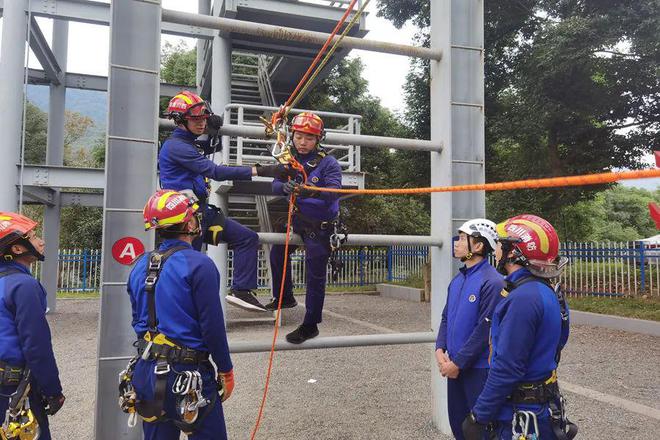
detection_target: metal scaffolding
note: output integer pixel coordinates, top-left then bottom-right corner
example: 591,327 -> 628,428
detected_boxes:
0,1 -> 484,438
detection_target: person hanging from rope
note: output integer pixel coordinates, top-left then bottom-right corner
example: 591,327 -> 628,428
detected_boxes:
435,219 -> 504,440
121,190 -> 234,439
462,215 -> 577,440
267,112 -> 343,344
0,212 -> 65,440
161,91 -> 296,312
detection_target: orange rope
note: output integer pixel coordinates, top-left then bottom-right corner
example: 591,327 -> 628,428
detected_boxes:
250,193 -> 297,440
283,0 -> 358,112
302,168 -> 660,195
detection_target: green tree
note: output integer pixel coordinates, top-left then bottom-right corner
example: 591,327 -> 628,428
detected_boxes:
378,0 -> 659,228
23,102 -> 48,164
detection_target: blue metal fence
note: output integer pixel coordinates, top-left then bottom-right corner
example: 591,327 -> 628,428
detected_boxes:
35,241 -> 659,296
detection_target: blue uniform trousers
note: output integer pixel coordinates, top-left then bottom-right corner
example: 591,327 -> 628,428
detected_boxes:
0,385 -> 50,440
132,359 -> 227,440
448,368 -> 489,440
193,206 -> 259,291
269,226 -> 331,325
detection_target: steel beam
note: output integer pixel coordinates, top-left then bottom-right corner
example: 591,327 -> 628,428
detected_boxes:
0,0 -> 215,39
22,186 -> 55,206
29,17 -> 63,85
18,165 -> 104,188
159,119 -> 441,152
0,0 -> 27,211
27,68 -> 194,96
230,331 -> 436,354
60,191 -> 103,207
258,233 -> 442,247
161,8 -> 442,60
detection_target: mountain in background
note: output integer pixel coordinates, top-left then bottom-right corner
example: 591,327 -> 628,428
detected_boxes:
27,85 -> 107,148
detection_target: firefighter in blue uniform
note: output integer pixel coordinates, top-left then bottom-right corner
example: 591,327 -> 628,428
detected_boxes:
160,91 -> 295,312
462,214 -> 577,440
0,212 -> 65,440
435,219 -> 504,440
267,112 -> 343,343
124,190 -> 234,440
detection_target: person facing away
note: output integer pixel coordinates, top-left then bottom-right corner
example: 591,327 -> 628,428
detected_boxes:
435,218 -> 504,440
159,90 -> 295,313
0,211 -> 65,440
267,112 -> 343,344
126,190 -> 234,439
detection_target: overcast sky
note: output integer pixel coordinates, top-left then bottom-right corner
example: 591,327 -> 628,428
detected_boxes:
0,0 -> 416,112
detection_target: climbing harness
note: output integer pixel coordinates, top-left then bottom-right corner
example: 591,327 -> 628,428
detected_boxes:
118,245 -> 216,432
0,370 -> 40,440
503,277 -> 578,440
511,410 -> 540,440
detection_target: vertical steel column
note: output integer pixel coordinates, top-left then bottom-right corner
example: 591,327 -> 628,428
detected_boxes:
196,0 -> 211,92
42,19 -> 69,312
95,1 -> 161,438
0,0 -> 28,211
431,0 -> 485,434
430,0 -> 453,435
208,31 -> 233,317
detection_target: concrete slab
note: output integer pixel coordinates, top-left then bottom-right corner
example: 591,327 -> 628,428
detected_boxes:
376,283 -> 425,302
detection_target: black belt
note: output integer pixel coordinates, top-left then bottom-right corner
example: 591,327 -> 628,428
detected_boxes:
136,339 -> 209,365
293,209 -> 336,235
509,376 -> 559,404
0,360 -> 25,386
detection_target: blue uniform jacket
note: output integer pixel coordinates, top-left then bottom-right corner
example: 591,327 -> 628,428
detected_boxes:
436,259 -> 505,369
472,268 -> 567,422
271,149 -> 342,221
0,261 -> 62,397
127,240 -> 233,373
159,128 -> 253,201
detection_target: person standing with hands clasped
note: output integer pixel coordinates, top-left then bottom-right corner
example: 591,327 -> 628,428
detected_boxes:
435,219 -> 504,440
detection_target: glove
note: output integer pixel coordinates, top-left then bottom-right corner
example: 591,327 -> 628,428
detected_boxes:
43,394 -> 66,416
206,114 -> 224,137
255,163 -> 297,179
282,180 -> 298,195
218,370 -> 234,402
461,413 -> 487,440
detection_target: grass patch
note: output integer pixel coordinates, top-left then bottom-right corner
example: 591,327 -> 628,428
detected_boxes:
567,295 -> 660,321
389,274 -> 425,289
57,291 -> 100,299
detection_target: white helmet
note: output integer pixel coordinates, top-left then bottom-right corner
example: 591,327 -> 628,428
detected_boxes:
458,218 -> 498,254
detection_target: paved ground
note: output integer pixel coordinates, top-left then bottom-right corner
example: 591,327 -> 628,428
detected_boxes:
46,294 -> 660,439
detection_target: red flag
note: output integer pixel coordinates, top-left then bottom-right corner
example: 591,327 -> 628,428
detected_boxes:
650,203 -> 660,229
655,151 -> 660,168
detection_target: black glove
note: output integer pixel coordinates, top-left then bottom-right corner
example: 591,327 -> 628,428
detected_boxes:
462,413 -> 487,440
256,163 -> 297,179
43,394 -> 66,416
282,180 -> 298,195
206,114 -> 224,138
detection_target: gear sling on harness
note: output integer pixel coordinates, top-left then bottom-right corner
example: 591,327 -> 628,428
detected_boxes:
117,246 -> 216,433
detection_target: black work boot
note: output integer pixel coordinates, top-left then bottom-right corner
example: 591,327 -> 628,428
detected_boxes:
286,324 -> 319,344
226,289 -> 267,312
264,297 -> 298,311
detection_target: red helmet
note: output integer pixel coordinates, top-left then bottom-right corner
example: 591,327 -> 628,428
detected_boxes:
496,214 -> 566,278
0,212 -> 40,259
143,190 -> 200,231
165,91 -> 212,123
291,112 -> 324,138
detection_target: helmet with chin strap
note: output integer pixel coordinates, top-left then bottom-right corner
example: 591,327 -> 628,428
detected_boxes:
0,212 -> 44,261
495,214 -> 567,278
